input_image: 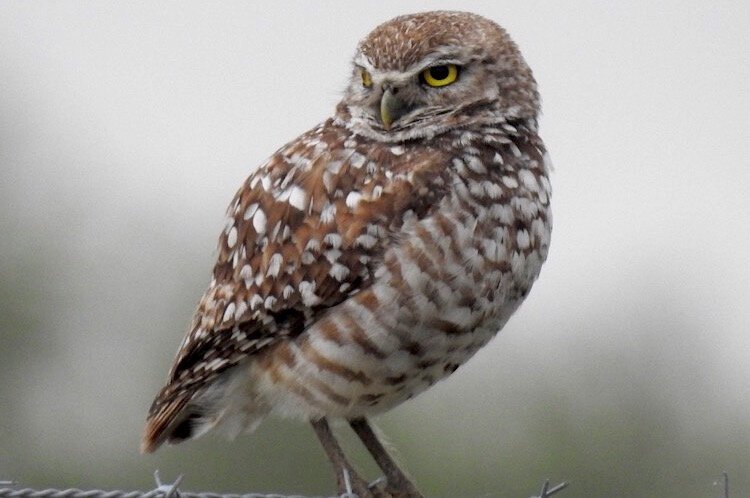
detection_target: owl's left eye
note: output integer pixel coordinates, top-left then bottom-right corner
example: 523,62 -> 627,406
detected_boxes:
421,64 -> 459,87
360,69 -> 373,88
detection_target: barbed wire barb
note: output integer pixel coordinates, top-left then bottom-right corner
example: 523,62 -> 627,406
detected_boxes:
530,479 -> 568,498
152,472 -> 183,498
338,469 -> 354,498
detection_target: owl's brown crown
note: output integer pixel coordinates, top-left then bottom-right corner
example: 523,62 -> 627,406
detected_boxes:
359,11 -> 510,71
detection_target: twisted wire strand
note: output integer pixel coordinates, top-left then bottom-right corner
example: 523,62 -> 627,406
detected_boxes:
0,485 -> 337,498
0,477 -> 569,498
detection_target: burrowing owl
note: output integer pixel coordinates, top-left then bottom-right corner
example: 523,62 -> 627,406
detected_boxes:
142,11 -> 551,498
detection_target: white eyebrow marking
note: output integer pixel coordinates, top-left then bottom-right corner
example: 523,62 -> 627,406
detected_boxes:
352,48 -> 466,84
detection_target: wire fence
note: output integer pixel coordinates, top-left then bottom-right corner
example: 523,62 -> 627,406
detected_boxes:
1,470 -> 736,497
0,471 -> 571,498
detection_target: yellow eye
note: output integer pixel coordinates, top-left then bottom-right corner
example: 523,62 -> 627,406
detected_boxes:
421,64 -> 459,87
361,69 -> 373,88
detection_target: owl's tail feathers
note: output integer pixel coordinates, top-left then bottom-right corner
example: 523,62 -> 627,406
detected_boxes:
141,388 -> 198,454
141,374 -> 269,453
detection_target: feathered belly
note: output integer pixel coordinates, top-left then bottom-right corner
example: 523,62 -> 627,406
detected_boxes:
245,192 -> 550,419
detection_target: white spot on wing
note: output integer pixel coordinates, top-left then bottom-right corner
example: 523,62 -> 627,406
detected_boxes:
253,208 -> 267,234
346,191 -> 363,208
234,301 -> 248,320
244,203 -> 259,220
350,152 -> 366,168
355,234 -> 377,249
260,175 -> 272,191
222,302 -> 236,323
299,281 -> 321,306
266,253 -> 283,278
288,185 -> 307,210
324,233 -> 343,249
249,295 -> 263,310
320,203 -> 337,224
240,264 -> 253,280
227,227 -> 238,248
329,262 -> 350,281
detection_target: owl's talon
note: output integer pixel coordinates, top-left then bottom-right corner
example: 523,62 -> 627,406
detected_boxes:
337,468 -> 376,498
368,476 -> 387,489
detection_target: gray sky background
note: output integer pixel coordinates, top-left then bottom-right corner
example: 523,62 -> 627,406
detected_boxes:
1,2 -> 749,497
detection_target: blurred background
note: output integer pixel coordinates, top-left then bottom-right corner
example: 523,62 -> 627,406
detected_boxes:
1,1 -> 748,497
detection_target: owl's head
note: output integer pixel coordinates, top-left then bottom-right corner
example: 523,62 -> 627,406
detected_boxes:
337,11 -> 540,142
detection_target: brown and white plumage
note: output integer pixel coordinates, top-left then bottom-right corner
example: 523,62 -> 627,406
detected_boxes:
142,10 -> 551,496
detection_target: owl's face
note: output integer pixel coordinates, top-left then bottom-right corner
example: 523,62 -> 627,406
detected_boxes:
337,11 -> 540,142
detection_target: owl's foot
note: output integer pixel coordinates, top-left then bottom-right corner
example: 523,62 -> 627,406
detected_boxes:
338,470 -> 396,498
311,417 -> 422,498
310,418 -> 382,498
349,418 -> 424,498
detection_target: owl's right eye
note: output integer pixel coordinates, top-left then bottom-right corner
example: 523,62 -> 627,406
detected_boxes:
421,64 -> 459,87
360,69 -> 373,88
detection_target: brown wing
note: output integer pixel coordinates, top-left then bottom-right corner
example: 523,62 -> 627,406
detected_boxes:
141,119 -> 448,451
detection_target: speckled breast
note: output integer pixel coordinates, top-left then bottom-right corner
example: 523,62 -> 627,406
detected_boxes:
257,125 -> 552,418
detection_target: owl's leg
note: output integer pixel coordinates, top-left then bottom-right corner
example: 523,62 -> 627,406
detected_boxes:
349,418 -> 424,498
310,417 -> 385,498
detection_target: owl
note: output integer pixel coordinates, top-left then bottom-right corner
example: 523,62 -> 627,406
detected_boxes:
142,11 -> 551,498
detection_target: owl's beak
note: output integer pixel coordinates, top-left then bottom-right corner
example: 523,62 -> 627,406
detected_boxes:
380,87 -> 409,130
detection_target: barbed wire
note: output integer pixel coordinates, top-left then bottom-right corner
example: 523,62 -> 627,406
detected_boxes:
0,486 -> 331,498
2,471 -> 736,497
0,472 -> 341,498
0,471 -> 570,498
